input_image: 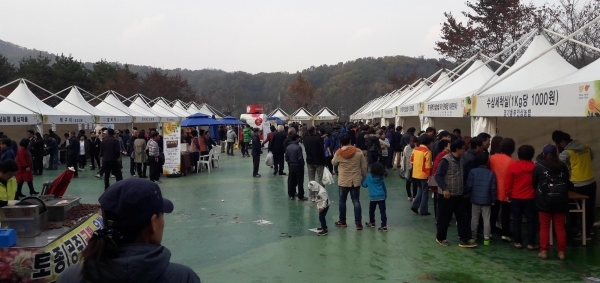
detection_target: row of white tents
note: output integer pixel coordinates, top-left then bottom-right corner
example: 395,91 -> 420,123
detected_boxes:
350,20 -> 600,205
268,107 -> 339,124
0,79 -> 225,137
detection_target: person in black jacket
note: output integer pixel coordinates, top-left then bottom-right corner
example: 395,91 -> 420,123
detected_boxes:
303,126 -> 326,201
66,132 -> 80,178
533,144 -> 571,260
89,132 -> 101,170
251,128 -> 262,178
400,127 -> 416,151
100,128 -> 123,189
392,126 -> 403,169
44,134 -> 58,170
31,132 -> 45,175
286,134 -> 306,200
355,125 -> 368,156
269,125 -> 287,176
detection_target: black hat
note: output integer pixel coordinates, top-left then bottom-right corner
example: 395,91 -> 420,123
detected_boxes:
99,179 -> 174,228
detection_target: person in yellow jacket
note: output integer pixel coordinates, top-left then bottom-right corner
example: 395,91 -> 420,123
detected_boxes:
410,135 -> 434,215
556,132 -> 596,239
0,160 -> 18,207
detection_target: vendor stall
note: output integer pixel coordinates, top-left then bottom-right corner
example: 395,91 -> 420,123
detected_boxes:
289,107 -> 313,126
313,107 -> 339,124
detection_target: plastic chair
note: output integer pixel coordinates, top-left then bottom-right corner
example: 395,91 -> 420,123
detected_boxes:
212,146 -> 221,168
198,148 -> 214,173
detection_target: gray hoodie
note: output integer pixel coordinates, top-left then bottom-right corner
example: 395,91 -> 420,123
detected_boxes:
226,129 -> 237,143
57,244 -> 200,283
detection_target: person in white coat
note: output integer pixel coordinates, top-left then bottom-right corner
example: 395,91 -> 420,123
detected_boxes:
308,181 -> 330,236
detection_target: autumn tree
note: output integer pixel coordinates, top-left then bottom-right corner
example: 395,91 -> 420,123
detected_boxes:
0,54 -> 16,85
435,0 -> 542,63
140,69 -> 196,102
388,72 -> 419,89
286,74 -> 317,111
546,0 -> 600,68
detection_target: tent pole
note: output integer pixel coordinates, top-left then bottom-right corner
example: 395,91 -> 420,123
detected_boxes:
0,78 -> 21,90
543,28 -> 600,53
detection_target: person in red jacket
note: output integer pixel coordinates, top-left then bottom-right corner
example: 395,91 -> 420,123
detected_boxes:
506,145 -> 537,250
15,138 -> 38,199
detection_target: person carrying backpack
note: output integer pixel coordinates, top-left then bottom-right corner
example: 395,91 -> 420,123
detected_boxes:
533,144 -> 571,261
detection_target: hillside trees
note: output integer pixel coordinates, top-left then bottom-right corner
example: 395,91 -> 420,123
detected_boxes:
0,54 -> 16,85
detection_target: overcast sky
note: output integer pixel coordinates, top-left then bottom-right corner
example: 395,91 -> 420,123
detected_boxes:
1,0 -> 558,74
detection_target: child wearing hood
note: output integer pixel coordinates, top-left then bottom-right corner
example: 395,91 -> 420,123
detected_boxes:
362,162 -> 388,231
506,145 -> 538,250
308,181 -> 330,236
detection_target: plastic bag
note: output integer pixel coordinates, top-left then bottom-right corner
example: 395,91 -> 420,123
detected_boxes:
322,167 -> 334,185
265,152 -> 273,166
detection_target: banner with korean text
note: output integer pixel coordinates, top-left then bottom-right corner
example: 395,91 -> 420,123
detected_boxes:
472,81 -> 600,117
0,213 -> 102,283
397,103 -> 422,117
423,97 -> 472,118
162,122 -> 182,175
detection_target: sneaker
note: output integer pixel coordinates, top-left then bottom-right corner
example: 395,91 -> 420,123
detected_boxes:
420,212 -> 432,216
364,222 -> 376,228
334,221 -> 347,228
356,224 -> 363,230
95,174 -> 102,179
410,207 -> 418,214
311,197 -> 316,202
253,174 -> 261,178
459,241 -> 478,248
469,238 -> 477,245
484,238 -> 493,246
574,233 -> 592,241
289,197 -> 295,200
436,239 -> 450,247
594,221 -> 600,228
111,175 -> 115,178
317,229 -> 328,236
501,236 -> 512,242
378,226 -> 388,232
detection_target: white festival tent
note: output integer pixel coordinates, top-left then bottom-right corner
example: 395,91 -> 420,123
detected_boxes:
94,91 -> 145,123
399,71 -> 454,131
0,80 -> 89,125
152,99 -> 183,120
129,95 -> 179,123
289,107 -> 313,125
469,32 -> 600,207
189,102 -> 224,118
268,108 -> 289,121
54,86 -> 123,124
313,107 -> 339,123
171,100 -> 193,117
388,81 -> 431,128
422,59 -> 499,133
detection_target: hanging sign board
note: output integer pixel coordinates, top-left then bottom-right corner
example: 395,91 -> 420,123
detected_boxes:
423,97 -> 472,118
472,81 -> 600,117
51,123 -> 56,132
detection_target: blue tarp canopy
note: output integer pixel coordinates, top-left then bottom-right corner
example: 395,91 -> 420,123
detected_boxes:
181,113 -> 220,127
267,116 -> 284,124
220,116 -> 245,125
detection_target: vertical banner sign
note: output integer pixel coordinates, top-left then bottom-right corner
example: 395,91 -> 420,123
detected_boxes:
51,123 -> 56,132
77,124 -> 81,131
162,122 -> 181,175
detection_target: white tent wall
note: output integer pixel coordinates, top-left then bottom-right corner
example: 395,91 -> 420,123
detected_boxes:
472,117 -> 600,207
399,116 -> 419,131
430,117 -> 471,135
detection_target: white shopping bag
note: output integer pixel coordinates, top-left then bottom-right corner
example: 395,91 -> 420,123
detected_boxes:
322,167 -> 334,185
265,152 -> 274,167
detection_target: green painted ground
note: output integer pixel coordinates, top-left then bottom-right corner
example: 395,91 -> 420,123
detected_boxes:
30,154 -> 600,283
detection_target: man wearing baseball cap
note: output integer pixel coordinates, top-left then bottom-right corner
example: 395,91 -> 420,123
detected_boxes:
58,179 -> 200,283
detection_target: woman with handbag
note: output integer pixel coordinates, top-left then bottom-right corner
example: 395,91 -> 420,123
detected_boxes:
133,132 -> 148,178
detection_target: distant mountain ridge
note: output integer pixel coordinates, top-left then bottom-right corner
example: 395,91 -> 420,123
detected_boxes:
0,39 -> 453,119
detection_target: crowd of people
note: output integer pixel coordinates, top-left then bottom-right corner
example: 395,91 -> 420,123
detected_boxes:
245,120 -> 597,260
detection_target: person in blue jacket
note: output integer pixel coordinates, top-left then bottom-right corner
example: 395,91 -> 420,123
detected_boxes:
465,153 -> 497,246
0,138 -> 15,162
362,162 -> 388,231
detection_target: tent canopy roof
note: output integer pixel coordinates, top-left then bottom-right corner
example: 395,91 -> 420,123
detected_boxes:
430,59 -> 498,102
482,35 -> 578,95
290,107 -> 313,119
268,107 -> 289,118
0,81 -> 72,116
55,87 -> 120,118
405,71 -> 453,105
314,107 -> 338,118
95,92 -> 145,118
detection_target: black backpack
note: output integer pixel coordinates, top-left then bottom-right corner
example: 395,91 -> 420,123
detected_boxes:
538,168 -> 569,208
